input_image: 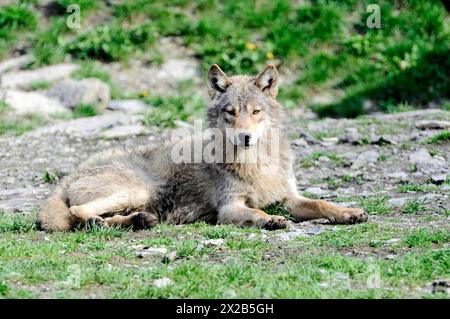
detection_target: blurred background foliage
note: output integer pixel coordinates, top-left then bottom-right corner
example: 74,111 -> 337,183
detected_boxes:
0,0 -> 449,118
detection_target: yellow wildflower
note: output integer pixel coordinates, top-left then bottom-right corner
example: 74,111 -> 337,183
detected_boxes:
245,42 -> 257,50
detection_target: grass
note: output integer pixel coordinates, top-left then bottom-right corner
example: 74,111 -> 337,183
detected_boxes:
0,115 -> 46,136
425,131 -> 450,144
401,198 -> 428,214
0,0 -> 447,117
301,151 -> 349,168
73,104 -> 97,118
359,196 -> 392,215
403,228 -> 450,248
0,212 -> 448,298
396,183 -> 438,193
142,81 -> 207,128
28,81 -> 52,91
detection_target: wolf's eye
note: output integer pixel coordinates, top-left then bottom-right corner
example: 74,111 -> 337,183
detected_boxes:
226,110 -> 236,116
253,109 -> 261,115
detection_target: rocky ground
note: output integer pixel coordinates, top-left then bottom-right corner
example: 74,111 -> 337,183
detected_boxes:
0,50 -> 449,298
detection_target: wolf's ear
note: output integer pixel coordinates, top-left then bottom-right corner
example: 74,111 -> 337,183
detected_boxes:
208,64 -> 231,97
255,65 -> 278,98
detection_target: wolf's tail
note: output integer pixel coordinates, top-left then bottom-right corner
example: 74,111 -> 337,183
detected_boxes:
36,186 -> 75,232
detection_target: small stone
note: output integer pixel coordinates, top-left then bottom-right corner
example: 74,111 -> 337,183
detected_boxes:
107,99 -> 150,113
384,238 -> 400,245
3,90 -> 68,116
304,187 -> 325,197
161,251 -> 177,263
298,132 -> 318,144
388,197 -> 408,207
351,150 -> 379,169
46,78 -> 110,112
318,156 -> 331,162
153,277 -> 173,288
430,174 -> 447,185
339,127 -> 361,144
135,247 -> 168,258
409,148 -> 446,175
415,120 -> 450,130
201,238 -> 225,247
1,63 -> 78,89
431,279 -> 449,294
388,172 -> 409,182
370,135 -> 393,145
291,138 -> 308,147
101,125 -> 147,139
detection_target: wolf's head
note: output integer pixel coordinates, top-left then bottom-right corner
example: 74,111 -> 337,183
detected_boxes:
206,64 -> 281,148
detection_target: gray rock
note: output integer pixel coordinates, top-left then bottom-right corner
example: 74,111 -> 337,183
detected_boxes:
430,174 -> 448,185
0,187 -> 39,212
101,124 -> 147,139
201,238 -> 225,247
136,247 -> 168,258
1,63 -> 78,89
46,78 -> 110,112
388,197 -> 408,207
3,89 -> 68,116
370,135 -> 393,145
153,277 -> 173,288
388,172 -> 409,182
304,187 -> 325,197
291,138 -> 308,147
415,120 -> 450,130
409,148 -> 447,175
351,150 -> 379,169
156,59 -> 197,82
107,99 -> 150,113
298,132 -> 318,144
0,54 -> 32,74
339,127 -> 361,144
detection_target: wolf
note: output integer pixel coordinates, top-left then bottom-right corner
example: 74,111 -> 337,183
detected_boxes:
36,64 -> 368,232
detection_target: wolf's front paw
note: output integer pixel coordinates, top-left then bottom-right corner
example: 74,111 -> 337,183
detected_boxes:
264,215 -> 287,230
332,208 -> 368,224
132,212 -> 158,230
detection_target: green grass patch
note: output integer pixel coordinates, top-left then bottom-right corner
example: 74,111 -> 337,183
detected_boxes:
0,115 -> 46,136
403,228 -> 450,248
425,131 -> 450,144
73,104 -> 97,118
28,81 -> 52,91
396,183 -> 438,193
359,196 -> 392,215
142,81 -> 207,128
401,198 -> 428,214
66,24 -> 155,62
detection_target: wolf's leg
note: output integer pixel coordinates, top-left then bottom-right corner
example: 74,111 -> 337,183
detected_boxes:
69,190 -> 148,226
218,201 -> 287,230
285,195 -> 368,224
104,212 -> 158,230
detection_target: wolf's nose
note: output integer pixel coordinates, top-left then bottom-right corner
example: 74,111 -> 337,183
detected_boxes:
238,133 -> 252,147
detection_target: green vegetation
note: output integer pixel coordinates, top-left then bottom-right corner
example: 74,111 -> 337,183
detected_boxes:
359,196 -> 392,215
142,81 -> 207,128
401,198 -> 428,214
396,183 -> 437,193
29,81 -> 52,91
403,228 -> 450,248
0,0 -> 447,116
301,151 -> 349,168
0,212 -> 448,298
73,104 -> 97,118
0,115 -> 46,136
426,131 -> 450,144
